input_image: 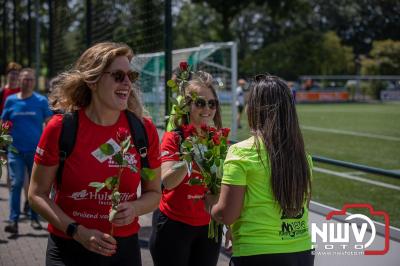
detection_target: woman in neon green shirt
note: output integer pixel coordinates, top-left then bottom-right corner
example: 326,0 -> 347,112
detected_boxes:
206,75 -> 314,266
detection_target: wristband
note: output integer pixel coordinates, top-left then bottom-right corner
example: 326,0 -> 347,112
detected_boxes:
66,222 -> 80,238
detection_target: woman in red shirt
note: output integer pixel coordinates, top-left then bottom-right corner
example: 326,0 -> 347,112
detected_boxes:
149,71 -> 223,266
28,42 -> 161,266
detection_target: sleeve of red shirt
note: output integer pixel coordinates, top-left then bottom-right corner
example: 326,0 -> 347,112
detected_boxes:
160,131 -> 181,162
143,117 -> 161,169
34,114 -> 63,166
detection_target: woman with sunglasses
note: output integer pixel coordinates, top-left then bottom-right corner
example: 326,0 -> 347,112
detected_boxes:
206,75 -> 314,266
149,71 -> 223,266
28,42 -> 161,266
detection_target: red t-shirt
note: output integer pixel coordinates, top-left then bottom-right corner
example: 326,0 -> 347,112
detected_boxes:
34,109 -> 161,238
0,87 -> 21,114
159,131 -> 210,226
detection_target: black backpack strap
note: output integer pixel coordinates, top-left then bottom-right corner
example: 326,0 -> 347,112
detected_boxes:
125,110 -> 150,169
57,111 -> 79,187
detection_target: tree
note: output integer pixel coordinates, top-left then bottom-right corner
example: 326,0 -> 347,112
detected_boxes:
309,0 -> 400,55
361,40 -> 400,75
241,31 -> 354,79
319,31 -> 355,75
173,1 -> 222,49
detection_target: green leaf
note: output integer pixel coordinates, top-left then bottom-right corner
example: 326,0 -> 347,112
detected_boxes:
100,143 -> 114,156
0,134 -> 13,145
121,138 -> 131,153
188,178 -> 204,186
172,161 -> 186,170
9,145 -> 18,154
104,176 -> 117,190
113,153 -> 123,165
141,168 -> 156,181
167,79 -> 176,88
89,182 -> 106,193
170,97 -> 179,106
129,165 -> 138,173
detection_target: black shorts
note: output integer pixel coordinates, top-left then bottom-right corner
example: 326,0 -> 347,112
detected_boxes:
230,249 -> 314,266
238,105 -> 244,113
149,209 -> 222,266
46,233 -> 141,266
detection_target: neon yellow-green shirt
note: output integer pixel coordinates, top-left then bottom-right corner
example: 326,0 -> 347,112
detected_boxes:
222,136 -> 312,257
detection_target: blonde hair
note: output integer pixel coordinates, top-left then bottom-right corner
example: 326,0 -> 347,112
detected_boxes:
6,62 -> 22,73
174,71 -> 222,129
50,42 -> 144,118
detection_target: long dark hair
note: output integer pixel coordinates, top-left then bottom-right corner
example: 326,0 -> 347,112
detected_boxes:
247,75 -> 311,217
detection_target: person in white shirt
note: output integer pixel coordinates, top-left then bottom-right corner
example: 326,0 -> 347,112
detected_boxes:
236,79 -> 246,129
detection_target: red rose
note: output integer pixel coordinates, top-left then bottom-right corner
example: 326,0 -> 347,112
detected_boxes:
212,132 -> 221,145
179,61 -> 188,71
182,124 -> 196,138
200,123 -> 209,132
209,127 -> 217,133
2,121 -> 12,131
221,128 -> 230,138
116,127 -> 130,143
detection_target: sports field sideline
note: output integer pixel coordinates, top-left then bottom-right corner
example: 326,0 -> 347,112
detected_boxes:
224,102 -> 400,228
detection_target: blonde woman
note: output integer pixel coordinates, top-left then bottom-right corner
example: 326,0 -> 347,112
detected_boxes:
28,42 -> 161,266
149,71 -> 223,266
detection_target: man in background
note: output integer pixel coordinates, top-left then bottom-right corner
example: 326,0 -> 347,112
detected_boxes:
3,68 -> 53,234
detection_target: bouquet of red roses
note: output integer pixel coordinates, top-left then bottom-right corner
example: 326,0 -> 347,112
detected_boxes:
174,123 -> 230,240
0,121 -> 15,177
89,127 -> 154,235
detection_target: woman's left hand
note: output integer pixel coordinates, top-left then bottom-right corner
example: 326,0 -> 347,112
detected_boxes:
111,201 -> 137,226
204,193 -> 219,213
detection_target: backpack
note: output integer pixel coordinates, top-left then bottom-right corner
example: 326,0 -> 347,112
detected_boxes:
56,110 -> 149,187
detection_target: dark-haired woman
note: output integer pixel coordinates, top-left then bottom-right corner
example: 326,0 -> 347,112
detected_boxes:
206,75 -> 314,266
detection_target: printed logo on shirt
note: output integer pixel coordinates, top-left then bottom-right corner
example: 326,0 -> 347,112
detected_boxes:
278,208 -> 308,240
68,189 -> 136,205
107,152 -> 137,168
14,111 -> 36,116
91,138 -> 121,163
36,146 -> 44,156
187,194 -> 204,200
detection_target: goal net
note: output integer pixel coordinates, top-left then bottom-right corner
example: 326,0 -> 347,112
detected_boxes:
131,42 -> 239,139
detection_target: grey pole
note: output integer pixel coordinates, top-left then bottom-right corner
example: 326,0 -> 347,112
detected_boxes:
164,0 -> 172,127
35,0 -> 40,89
230,42 -> 238,141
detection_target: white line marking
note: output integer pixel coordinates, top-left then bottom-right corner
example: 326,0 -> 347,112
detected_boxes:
301,125 -> 400,141
310,201 -> 400,232
313,167 -> 400,191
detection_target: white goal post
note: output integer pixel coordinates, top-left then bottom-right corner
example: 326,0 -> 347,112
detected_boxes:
131,42 -> 239,140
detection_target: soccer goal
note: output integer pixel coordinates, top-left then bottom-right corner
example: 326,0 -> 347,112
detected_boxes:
131,42 -> 239,140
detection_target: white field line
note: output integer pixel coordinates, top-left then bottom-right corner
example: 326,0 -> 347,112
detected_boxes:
301,125 -> 400,141
313,167 -> 400,191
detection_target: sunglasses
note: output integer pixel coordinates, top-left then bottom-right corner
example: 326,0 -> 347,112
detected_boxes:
193,98 -> 219,110
103,70 -> 139,83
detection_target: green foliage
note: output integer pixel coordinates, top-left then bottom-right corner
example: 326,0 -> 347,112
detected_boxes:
89,182 -> 106,193
359,40 -> 400,98
100,143 -> 115,156
320,31 -> 355,75
361,40 -> 400,75
242,31 -> 355,79
141,168 -> 156,181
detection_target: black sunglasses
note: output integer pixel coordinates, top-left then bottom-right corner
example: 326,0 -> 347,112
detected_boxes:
193,98 -> 219,110
103,70 -> 139,83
